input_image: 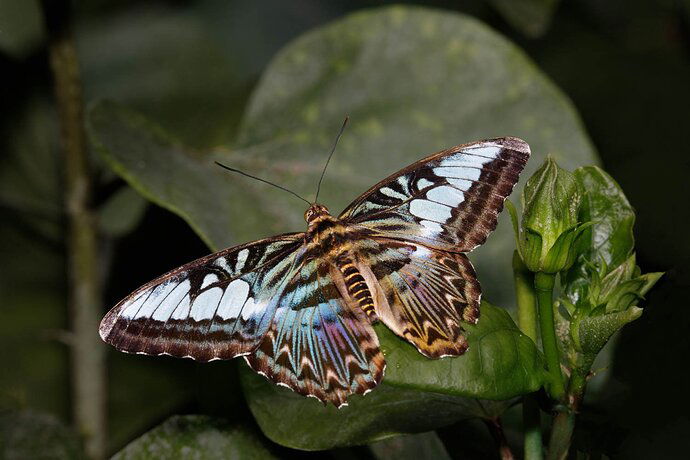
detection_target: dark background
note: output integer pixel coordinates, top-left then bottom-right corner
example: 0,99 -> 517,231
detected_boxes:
1,0 -> 688,458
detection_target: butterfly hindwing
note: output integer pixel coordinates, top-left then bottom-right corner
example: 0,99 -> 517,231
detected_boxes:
340,137 -> 530,252
245,257 -> 385,407
99,234 -> 305,362
352,237 -> 481,358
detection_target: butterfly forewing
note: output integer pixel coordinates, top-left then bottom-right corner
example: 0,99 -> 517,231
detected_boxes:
340,137 -> 530,252
99,234 -> 305,362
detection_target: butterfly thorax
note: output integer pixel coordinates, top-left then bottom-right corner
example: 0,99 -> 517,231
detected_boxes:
304,204 -> 357,258
303,203 -> 378,320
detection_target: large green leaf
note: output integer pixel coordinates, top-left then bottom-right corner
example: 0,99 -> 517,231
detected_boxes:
89,6 -> 599,310
112,415 -> 274,460
240,302 -> 543,450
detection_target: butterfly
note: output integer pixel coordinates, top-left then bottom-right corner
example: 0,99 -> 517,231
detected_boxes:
99,136 -> 530,407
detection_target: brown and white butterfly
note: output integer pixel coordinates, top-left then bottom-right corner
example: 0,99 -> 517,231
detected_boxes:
99,137 -> 530,407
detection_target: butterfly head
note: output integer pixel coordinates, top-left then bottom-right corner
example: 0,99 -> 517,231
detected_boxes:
304,203 -> 330,223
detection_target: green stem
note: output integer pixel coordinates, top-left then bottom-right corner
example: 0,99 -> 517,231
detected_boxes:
522,395 -> 544,460
547,368 -> 588,460
42,1 -> 106,458
535,272 -> 565,400
512,251 -> 543,460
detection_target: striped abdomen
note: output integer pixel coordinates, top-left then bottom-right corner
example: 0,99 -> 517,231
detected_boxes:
337,258 -> 377,320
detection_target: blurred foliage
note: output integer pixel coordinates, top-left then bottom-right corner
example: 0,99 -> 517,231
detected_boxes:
0,0 -> 687,458
487,0 -> 560,37
0,0 -> 44,58
112,415 -> 274,460
0,410 -> 82,459
368,432 -> 451,460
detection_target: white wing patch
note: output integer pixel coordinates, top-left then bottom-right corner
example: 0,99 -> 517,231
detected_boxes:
409,199 -> 452,222
236,249 -> 249,272
201,274 -> 219,289
433,166 -> 482,182
416,178 -> 434,190
151,280 -> 192,321
380,187 -> 408,200
190,287 -> 223,321
216,279 -> 250,320
214,257 -> 232,273
463,144 -> 502,159
240,297 -> 263,320
426,186 -> 465,207
128,280 -> 178,319
120,291 -> 149,319
446,178 -> 474,190
170,294 -> 191,320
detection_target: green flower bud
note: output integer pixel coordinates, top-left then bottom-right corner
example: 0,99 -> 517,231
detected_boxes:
564,253 -> 663,357
508,157 -> 587,273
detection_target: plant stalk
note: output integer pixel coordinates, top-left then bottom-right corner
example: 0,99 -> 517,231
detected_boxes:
535,272 -> 565,400
512,251 -> 543,460
547,368 -> 588,460
42,1 -> 106,458
513,251 -> 538,342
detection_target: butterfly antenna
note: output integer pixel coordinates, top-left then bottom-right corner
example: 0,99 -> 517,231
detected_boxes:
315,116 -> 349,203
214,162 -> 311,205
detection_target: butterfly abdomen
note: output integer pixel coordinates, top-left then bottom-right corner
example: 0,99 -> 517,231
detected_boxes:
337,258 -> 377,320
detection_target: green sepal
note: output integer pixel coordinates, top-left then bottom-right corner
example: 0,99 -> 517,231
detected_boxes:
541,221 -> 592,273
574,307 -> 643,356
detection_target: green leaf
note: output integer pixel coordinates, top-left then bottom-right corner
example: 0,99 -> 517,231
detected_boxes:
76,3 -> 253,149
112,415 -> 275,460
88,6 -> 599,310
598,254 -> 637,300
241,302 -> 544,450
562,166 -> 637,307
99,187 -> 148,238
377,303 -> 544,398
0,98 -> 62,241
486,0 -> 560,38
604,273 -> 664,313
573,166 -> 635,269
